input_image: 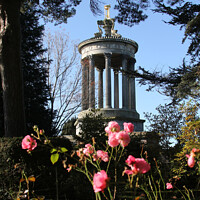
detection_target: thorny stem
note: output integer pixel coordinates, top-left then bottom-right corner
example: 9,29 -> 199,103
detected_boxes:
107,187 -> 113,200
174,186 -> 187,200
102,191 -> 109,200
117,146 -> 124,163
133,176 -> 139,198
106,147 -> 113,173
148,175 -> 157,199
113,147 -> 118,200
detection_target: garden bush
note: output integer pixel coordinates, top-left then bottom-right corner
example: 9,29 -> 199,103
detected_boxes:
0,136 -> 76,200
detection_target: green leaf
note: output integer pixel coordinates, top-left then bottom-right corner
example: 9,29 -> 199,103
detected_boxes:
50,148 -> 57,153
60,147 -> 68,153
51,153 -> 59,165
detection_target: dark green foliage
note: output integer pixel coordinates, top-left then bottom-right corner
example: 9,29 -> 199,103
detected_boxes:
114,0 -> 148,27
144,104 -> 184,149
0,137 -> 73,200
120,1 -> 200,102
20,0 -> 82,25
62,117 -> 77,136
0,2 -> 57,136
35,0 -> 82,24
78,110 -> 107,147
20,3 -> 56,135
154,1 -> 200,63
129,62 -> 200,102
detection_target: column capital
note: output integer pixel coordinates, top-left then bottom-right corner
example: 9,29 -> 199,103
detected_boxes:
122,54 -> 129,60
88,54 -> 93,58
104,52 -> 112,59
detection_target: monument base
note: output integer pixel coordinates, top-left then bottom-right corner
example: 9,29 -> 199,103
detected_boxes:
75,108 -> 145,135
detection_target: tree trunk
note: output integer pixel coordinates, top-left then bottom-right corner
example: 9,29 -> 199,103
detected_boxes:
0,0 -> 25,137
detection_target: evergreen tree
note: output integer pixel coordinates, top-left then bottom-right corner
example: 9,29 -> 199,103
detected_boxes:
20,3 -> 56,135
144,103 -> 184,149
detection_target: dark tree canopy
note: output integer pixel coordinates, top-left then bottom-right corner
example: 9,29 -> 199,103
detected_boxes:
121,0 -> 200,103
114,0 -> 148,26
20,2 -> 56,135
144,103 -> 184,149
154,1 -> 200,63
0,1 -> 57,136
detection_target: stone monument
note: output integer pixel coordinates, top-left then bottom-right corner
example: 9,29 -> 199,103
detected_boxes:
76,5 -> 144,133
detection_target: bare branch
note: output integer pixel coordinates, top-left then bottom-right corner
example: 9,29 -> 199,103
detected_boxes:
43,30 -> 81,133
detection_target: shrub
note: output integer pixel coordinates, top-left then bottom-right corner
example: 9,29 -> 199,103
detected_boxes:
0,137 -> 73,199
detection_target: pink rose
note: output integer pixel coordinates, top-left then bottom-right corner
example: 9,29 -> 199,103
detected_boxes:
108,132 -> 119,147
124,157 -> 151,175
93,170 -> 110,193
124,169 -> 134,175
22,135 -> 37,151
126,155 -> 135,166
192,148 -> 200,153
83,144 -> 94,156
131,158 -> 151,174
96,150 -> 109,162
116,131 -> 131,147
105,121 -> 120,134
123,122 -> 134,133
186,153 -> 195,168
166,182 -> 173,189
185,148 -> 199,168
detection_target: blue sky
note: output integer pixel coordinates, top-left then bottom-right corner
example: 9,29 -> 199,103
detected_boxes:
46,1 -> 190,129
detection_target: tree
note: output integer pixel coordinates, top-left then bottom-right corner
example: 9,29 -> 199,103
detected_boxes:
77,110 -> 107,147
172,100 -> 200,181
144,103 -> 184,149
0,0 -> 82,137
123,1 -> 200,102
0,0 -> 25,137
20,2 -> 56,135
0,77 -> 4,136
44,31 -> 82,133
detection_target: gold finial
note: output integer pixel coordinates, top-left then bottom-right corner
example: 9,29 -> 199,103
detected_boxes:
104,5 -> 111,19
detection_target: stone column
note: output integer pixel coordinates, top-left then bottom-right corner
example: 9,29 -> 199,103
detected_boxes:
98,68 -> 103,108
104,53 -> 112,108
88,55 -> 95,108
114,69 -> 119,108
129,58 -> 136,110
81,59 -> 89,110
122,55 -> 128,109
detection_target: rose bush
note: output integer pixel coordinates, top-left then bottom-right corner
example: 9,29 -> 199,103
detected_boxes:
65,121 -> 153,200
21,120 -> 200,200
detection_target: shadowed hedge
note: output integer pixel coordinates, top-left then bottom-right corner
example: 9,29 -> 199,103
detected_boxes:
0,137 -> 77,200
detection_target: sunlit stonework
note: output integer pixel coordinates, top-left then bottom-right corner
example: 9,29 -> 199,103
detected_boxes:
76,5 -> 144,133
